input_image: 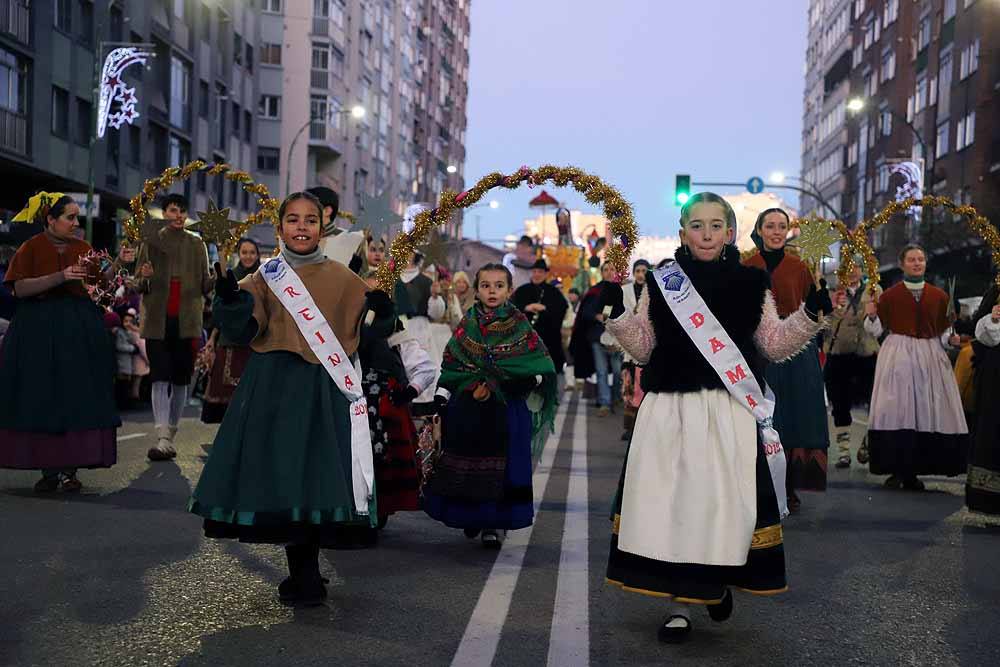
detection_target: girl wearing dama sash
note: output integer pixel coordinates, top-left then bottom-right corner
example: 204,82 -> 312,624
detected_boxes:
602,193 -> 824,643
863,244 -> 968,491
189,192 -> 394,606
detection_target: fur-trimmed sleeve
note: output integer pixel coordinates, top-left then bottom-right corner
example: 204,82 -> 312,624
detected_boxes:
606,285 -> 654,364
753,290 -> 825,362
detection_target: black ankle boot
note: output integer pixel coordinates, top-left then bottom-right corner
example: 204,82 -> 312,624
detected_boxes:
280,544 -> 328,605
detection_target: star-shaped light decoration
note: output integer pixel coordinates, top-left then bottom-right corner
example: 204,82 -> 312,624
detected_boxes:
357,190 -> 403,241
791,216 -> 842,267
190,199 -> 241,247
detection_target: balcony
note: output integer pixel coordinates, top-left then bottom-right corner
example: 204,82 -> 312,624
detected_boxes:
0,107 -> 28,156
0,0 -> 30,44
312,18 -> 328,36
310,69 -> 329,89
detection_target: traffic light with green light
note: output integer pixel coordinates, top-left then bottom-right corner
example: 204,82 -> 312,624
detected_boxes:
675,174 -> 691,206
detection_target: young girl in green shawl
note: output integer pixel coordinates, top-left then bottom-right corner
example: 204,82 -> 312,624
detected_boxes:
422,263 -> 558,549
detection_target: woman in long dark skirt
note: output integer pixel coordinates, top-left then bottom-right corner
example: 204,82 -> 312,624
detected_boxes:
0,193 -> 122,492
965,283 -> 1000,514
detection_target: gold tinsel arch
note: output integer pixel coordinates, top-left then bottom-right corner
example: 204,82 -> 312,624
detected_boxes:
859,195 -> 1000,294
373,165 -> 638,293
125,159 -> 279,257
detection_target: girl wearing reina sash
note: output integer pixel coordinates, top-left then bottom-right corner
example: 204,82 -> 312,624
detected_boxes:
862,244 -> 968,491
602,193 -> 824,643
423,263 -> 557,549
189,192 -> 394,605
744,208 -> 831,509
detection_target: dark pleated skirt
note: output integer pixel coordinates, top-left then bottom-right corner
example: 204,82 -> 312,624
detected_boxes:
606,434 -> 787,603
200,344 -> 252,424
0,296 -> 119,470
966,343 -> 1000,514
188,350 -> 375,546
767,340 -> 829,491
422,398 -> 534,530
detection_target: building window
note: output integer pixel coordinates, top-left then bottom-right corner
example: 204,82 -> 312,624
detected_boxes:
331,0 -> 345,27
198,80 -> 209,118
128,124 -> 141,166
879,47 -> 895,82
168,134 -> 190,170
853,0 -> 866,19
245,43 -> 254,72
955,111 -> 975,151
937,51 -> 952,117
260,43 -> 282,65
312,44 -> 329,70
258,95 -> 280,119
173,0 -> 185,20
847,140 -> 859,167
257,147 -> 280,172
54,0 -> 71,32
944,0 -> 956,21
876,163 -> 890,193
229,180 -> 238,207
170,55 -> 192,131
51,86 -> 69,137
917,15 -> 931,51
263,0 -> 282,13
75,97 -> 91,146
314,0 -> 329,17
215,84 -> 226,149
234,33 -> 243,65
310,95 -> 328,139
331,45 -> 345,78
196,156 -> 207,191
200,2 -> 210,41
79,0 -> 94,46
244,110 -> 252,142
913,75 -> 928,115
879,106 -> 892,137
0,48 -> 28,114
863,14 -> 875,50
883,0 -> 898,26
231,102 -> 240,136
959,40 -> 979,80
109,5 -> 123,41
935,123 -> 949,158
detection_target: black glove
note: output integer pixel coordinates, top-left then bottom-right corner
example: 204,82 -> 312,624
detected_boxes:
600,282 -> 626,319
390,385 -> 419,406
214,263 -> 240,304
804,283 -> 822,321
503,375 -> 540,397
365,289 -> 394,320
433,393 -> 449,414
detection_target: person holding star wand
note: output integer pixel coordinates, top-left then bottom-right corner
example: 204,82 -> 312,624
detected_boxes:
188,191 -> 396,606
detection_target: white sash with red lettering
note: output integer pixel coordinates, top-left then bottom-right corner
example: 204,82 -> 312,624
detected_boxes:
260,256 -> 374,515
651,262 -> 788,518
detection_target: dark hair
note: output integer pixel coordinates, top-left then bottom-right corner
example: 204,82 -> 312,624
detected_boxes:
569,287 -> 581,296
236,237 -> 260,255
679,192 -> 738,230
44,195 -> 77,225
633,258 -> 651,271
517,235 -> 533,247
897,243 -> 926,265
474,262 -> 512,289
160,193 -> 189,212
754,207 -> 790,232
305,186 -> 339,217
556,207 -> 570,220
278,191 -> 324,224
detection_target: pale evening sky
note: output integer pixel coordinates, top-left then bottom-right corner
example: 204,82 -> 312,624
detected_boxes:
463,0 -> 808,245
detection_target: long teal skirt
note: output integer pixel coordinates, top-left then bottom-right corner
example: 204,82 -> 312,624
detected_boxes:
766,339 -> 830,491
0,296 -> 119,470
189,350 -> 376,545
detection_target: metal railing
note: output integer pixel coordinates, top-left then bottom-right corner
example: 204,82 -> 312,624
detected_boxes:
0,107 -> 28,156
0,0 -> 30,44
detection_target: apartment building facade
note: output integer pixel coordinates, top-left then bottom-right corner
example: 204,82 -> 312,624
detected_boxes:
0,0 -> 261,249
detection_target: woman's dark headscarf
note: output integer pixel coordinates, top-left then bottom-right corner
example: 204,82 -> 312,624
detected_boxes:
233,237 -> 261,280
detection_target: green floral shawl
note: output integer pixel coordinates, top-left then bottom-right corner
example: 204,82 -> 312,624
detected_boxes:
440,302 -> 558,455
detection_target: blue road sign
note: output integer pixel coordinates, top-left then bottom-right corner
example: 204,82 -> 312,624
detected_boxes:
746,177 -> 764,194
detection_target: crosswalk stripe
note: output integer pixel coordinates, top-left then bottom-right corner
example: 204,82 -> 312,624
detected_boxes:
449,397 -> 574,667
117,433 -> 148,442
547,399 -> 590,666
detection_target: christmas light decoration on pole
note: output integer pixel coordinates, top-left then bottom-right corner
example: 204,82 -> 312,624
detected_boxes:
97,47 -> 153,139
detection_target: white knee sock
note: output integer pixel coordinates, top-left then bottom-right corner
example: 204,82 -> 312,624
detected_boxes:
168,383 -> 189,428
665,601 -> 690,627
152,382 -> 170,430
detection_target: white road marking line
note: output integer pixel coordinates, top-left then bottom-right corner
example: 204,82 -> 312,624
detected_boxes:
118,433 -> 148,442
450,398 -> 573,667
547,400 -> 589,667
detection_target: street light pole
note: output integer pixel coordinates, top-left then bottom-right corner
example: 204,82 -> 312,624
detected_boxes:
284,105 -> 365,197
84,8 -> 103,244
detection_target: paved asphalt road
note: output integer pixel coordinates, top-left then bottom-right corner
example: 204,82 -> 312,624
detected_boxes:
1,396 -> 999,667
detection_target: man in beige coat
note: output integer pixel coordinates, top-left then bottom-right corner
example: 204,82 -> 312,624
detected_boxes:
824,266 -> 881,468
135,194 -> 215,460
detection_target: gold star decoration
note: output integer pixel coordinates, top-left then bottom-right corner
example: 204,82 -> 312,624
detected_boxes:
190,199 -> 241,247
791,216 -> 842,267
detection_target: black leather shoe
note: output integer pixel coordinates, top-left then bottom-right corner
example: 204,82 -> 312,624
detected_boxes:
657,615 -> 691,643
707,588 -> 733,622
